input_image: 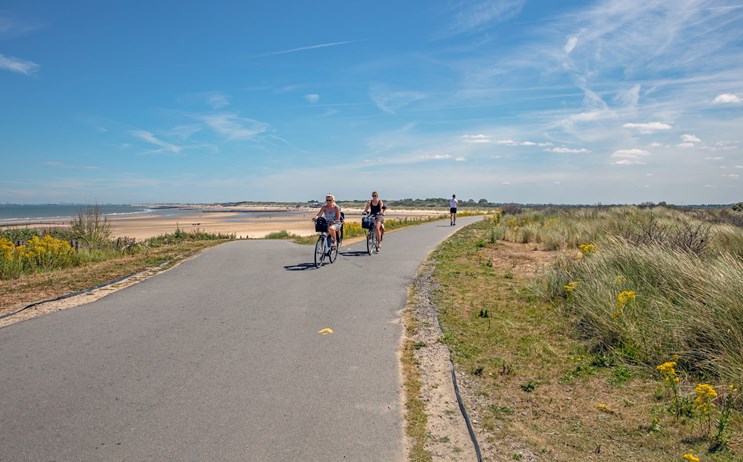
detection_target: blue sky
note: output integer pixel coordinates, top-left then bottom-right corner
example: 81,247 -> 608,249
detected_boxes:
1,0 -> 742,205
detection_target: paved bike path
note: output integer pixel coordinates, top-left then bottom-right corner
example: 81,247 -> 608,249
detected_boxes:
0,216 -> 480,461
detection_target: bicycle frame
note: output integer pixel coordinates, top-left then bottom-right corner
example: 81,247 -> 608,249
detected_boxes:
314,223 -> 340,268
365,214 -> 380,255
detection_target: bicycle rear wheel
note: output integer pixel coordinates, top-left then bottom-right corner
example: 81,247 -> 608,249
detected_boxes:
366,229 -> 374,255
314,235 -> 325,268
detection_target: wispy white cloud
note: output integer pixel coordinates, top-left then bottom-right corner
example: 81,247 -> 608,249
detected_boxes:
0,15 -> 44,36
496,139 -> 553,147
564,35 -> 578,54
169,124 -> 202,140
611,148 -> 651,165
681,134 -> 701,143
130,130 -> 182,154
42,161 -> 100,170
253,40 -> 356,58
547,147 -> 589,153
449,0 -> 526,35
207,94 -> 230,109
461,134 -> 491,143
676,142 -> 695,149
305,94 -> 320,104
420,154 -> 452,160
200,113 -> 269,140
622,122 -> 673,133
712,93 -> 742,105
0,54 -> 39,75
370,84 -> 426,114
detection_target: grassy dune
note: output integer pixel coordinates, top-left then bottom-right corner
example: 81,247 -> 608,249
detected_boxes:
426,206 -> 742,461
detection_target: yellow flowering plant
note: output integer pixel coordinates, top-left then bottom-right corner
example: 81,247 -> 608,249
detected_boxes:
657,360 -> 682,416
694,383 -> 718,435
613,290 -> 636,318
0,234 -> 76,279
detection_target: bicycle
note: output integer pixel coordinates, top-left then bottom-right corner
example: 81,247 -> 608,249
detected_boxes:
313,216 -> 343,268
361,213 -> 381,255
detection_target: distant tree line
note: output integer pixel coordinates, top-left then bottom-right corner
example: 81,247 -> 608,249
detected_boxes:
223,199 -> 743,213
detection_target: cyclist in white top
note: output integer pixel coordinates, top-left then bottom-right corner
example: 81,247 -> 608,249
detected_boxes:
449,194 -> 458,226
315,194 -> 341,248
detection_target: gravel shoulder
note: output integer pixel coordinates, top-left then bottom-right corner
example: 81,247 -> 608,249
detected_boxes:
406,260 -> 479,460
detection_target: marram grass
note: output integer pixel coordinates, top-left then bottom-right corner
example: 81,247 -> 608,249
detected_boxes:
545,236 -> 743,384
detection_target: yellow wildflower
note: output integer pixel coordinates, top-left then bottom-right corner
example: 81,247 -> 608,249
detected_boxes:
657,361 -> 678,381
578,243 -> 596,255
616,290 -> 636,309
694,383 -> 718,414
0,237 -> 14,261
682,453 -> 700,462
596,403 -> 616,414
563,281 -> 579,292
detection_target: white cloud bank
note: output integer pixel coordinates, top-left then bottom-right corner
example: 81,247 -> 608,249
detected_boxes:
712,93 -> 742,105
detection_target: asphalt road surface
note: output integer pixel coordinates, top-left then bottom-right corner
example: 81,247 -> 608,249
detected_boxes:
0,216 -> 480,461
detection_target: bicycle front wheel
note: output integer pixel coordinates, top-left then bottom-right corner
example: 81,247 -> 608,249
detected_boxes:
314,236 -> 325,268
329,240 -> 338,263
366,229 -> 374,255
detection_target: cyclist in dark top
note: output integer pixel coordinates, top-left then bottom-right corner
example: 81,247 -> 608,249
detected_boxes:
363,191 -> 386,249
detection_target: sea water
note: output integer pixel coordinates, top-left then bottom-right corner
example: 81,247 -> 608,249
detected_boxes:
0,204 -> 154,222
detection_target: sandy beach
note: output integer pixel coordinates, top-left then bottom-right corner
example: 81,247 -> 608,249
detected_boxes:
0,206 -> 445,241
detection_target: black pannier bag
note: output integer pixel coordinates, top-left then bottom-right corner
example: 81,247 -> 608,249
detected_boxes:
361,215 -> 374,229
315,217 -> 329,232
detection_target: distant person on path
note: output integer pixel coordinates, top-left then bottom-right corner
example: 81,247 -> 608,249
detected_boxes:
449,194 -> 458,226
315,194 -> 341,248
363,191 -> 386,249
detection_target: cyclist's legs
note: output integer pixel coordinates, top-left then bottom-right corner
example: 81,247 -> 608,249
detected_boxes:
374,218 -> 383,243
328,224 -> 338,244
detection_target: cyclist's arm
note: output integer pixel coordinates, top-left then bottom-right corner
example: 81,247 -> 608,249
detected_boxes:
380,200 -> 386,215
334,205 -> 341,221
